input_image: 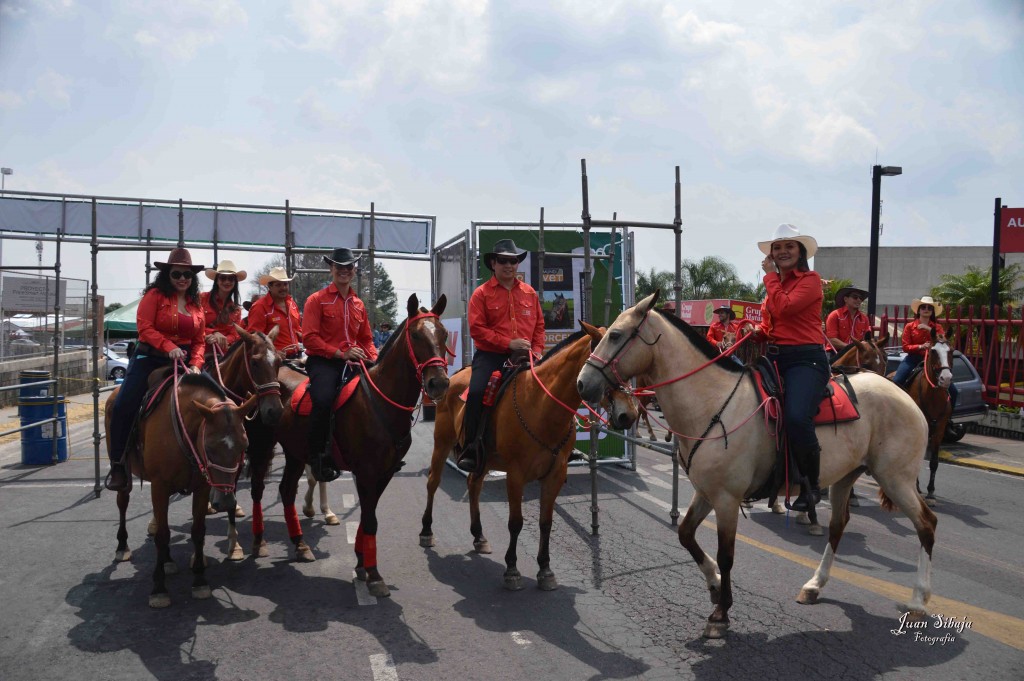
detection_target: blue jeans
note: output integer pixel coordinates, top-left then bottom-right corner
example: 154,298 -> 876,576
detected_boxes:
463,350 -> 509,447
893,354 -> 924,387
772,345 -> 830,456
108,353 -> 172,463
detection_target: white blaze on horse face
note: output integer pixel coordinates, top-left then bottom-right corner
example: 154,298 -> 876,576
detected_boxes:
933,344 -> 953,389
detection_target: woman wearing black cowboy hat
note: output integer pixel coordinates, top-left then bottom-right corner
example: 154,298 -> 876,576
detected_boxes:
302,247 -> 378,482
457,238 -> 545,472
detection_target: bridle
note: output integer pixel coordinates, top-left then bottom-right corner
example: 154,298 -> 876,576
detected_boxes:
210,339 -> 282,414
585,307 -> 661,391
358,311 -> 451,412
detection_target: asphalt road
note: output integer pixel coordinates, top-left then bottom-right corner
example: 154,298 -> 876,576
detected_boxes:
0,416 -> 1021,681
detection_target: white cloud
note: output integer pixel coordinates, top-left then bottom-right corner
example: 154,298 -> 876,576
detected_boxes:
662,7 -> 743,47
33,69 -> 72,108
120,0 -> 248,61
0,91 -> 25,108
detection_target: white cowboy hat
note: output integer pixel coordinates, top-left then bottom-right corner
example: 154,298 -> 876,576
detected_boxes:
258,266 -> 294,286
204,259 -> 247,282
911,295 -> 944,317
757,223 -> 818,259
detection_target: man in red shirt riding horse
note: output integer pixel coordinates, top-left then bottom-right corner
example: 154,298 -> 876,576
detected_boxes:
825,285 -> 871,357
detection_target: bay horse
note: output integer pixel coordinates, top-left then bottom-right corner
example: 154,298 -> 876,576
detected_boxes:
902,338 -> 953,506
270,294 -> 450,597
831,332 -> 889,375
577,291 -> 937,638
545,292 -> 569,328
105,365 -> 257,608
419,324 -> 638,591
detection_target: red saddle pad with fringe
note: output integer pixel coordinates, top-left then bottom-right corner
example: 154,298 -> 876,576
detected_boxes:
291,376 -> 361,417
753,373 -> 860,426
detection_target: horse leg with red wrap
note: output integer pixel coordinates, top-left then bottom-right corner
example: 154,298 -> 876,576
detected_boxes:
354,478 -> 390,598
279,453 -> 315,562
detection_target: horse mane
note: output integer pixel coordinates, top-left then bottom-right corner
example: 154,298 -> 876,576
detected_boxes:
535,329 -> 587,366
653,309 -> 744,373
181,372 -> 229,400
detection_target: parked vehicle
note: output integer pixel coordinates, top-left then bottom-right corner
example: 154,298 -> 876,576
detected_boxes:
103,347 -> 129,380
108,341 -> 132,355
885,349 -> 987,442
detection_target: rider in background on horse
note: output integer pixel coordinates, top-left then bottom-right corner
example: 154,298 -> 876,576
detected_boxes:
456,238 -> 545,472
303,247 -> 377,483
201,260 -> 245,352
104,247 -> 206,492
892,295 -> 958,407
706,305 -> 741,353
247,266 -> 303,359
750,224 -> 830,513
825,285 -> 871,360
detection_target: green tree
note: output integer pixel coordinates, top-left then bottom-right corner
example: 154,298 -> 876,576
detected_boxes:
636,267 -> 675,302
358,263 -> 399,328
104,302 -> 123,314
930,264 -> 1024,309
681,256 -> 744,299
820,277 -> 854,321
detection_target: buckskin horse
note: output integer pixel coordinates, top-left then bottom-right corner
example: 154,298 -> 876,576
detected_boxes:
419,323 -> 638,591
268,294 -> 450,597
105,364 -> 257,608
901,337 -> 953,506
577,291 -> 937,638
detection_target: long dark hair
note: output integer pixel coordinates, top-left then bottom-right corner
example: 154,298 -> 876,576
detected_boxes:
146,268 -> 200,306
208,279 -> 240,325
796,243 -> 811,272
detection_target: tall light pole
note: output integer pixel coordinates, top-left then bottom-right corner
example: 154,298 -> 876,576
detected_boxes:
1,167 -> 11,192
867,164 -> 902,321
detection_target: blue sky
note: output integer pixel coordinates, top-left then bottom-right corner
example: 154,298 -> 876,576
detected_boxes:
1,0 -> 1021,306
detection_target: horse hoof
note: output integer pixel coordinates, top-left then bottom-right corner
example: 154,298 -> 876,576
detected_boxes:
771,502 -> 784,514
149,593 -> 171,609
295,544 -> 316,563
796,588 -> 819,605
147,519 -> 157,536
419,535 -> 435,548
703,621 -> 729,639
848,495 -> 860,508
808,524 -> 824,537
253,539 -> 269,558
925,496 -> 937,508
796,513 -> 811,526
234,505 -> 246,518
368,580 -> 391,598
164,561 -> 179,575
504,569 -> 523,591
302,504 -> 315,518
740,500 -> 753,509
537,569 -> 558,591
192,585 -> 212,600
114,548 -> 132,563
228,546 -> 245,562
473,539 -> 492,554
324,512 -> 340,526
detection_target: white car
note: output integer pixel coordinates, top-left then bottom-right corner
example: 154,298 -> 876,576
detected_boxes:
103,347 -> 129,380
108,341 -> 132,355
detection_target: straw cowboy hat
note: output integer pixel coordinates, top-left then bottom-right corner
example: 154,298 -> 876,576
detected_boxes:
257,266 -> 294,286
911,295 -> 944,316
712,305 -> 737,320
154,247 -> 204,273
323,247 -> 360,268
483,238 -> 528,271
757,223 -> 818,259
205,259 -> 247,282
834,286 -> 869,310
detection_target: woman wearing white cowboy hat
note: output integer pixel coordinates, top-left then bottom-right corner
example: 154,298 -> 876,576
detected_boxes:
891,296 -> 956,410
248,266 -> 303,357
201,259 -> 247,351
750,224 -> 829,512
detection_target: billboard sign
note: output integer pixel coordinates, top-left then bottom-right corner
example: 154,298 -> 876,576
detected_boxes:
1,276 -> 67,314
1000,207 -> 1024,254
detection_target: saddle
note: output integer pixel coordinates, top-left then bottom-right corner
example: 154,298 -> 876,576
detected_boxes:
290,371 -> 361,416
456,356 -> 529,474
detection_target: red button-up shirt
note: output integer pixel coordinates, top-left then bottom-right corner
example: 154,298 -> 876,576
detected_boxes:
468,276 -> 546,356
902,320 -> 945,356
200,291 -> 242,345
825,308 -> 871,346
136,288 -> 206,368
246,293 -> 302,354
706,320 -> 741,345
302,284 -> 377,361
757,269 -> 825,346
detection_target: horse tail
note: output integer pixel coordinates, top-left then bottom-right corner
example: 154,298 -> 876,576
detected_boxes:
878,489 -> 897,512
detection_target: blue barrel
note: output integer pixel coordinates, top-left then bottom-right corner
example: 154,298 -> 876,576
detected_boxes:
19,396 -> 68,465
18,370 -> 52,400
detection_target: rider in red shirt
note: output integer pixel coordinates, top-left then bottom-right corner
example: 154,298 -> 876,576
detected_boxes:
457,239 -> 545,472
303,247 -> 377,482
201,260 -> 245,351
825,285 -> 871,356
893,296 -> 945,386
247,267 -> 303,358
706,306 -> 741,352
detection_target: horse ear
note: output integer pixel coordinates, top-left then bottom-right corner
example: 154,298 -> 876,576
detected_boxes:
431,294 -> 447,317
267,324 -> 281,341
876,331 -> 890,347
191,399 -> 217,419
236,324 -> 253,343
406,294 -> 418,318
637,290 -> 660,315
580,320 -> 602,341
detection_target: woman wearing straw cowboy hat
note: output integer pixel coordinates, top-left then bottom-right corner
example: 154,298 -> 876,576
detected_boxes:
105,247 -> 206,492
749,224 -> 830,513
302,247 -> 377,483
891,296 -> 958,404
247,266 -> 303,358
706,305 -> 741,352
825,285 -> 872,356
201,260 -> 246,351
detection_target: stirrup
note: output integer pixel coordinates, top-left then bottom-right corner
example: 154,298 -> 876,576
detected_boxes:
311,455 -> 341,483
104,464 -> 131,492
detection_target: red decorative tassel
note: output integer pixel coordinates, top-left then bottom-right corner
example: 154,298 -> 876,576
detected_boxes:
362,534 -> 377,569
252,503 -> 264,536
284,505 -> 301,538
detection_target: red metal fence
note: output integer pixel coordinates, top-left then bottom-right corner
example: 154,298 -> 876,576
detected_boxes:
878,305 -> 1024,409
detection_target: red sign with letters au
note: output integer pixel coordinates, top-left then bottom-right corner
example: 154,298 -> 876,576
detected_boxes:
1001,207 -> 1024,253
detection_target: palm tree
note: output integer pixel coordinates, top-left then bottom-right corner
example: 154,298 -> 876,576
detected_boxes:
930,264 -> 1024,310
681,256 -> 744,299
636,267 -> 675,302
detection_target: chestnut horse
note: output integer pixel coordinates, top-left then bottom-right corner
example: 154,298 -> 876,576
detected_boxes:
902,338 -> 953,506
577,292 -> 937,638
831,332 -> 889,375
106,366 -> 256,608
420,323 -> 638,591
268,295 -> 450,597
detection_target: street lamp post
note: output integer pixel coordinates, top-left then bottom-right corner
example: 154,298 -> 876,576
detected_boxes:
1,167 -> 11,192
867,164 -> 902,321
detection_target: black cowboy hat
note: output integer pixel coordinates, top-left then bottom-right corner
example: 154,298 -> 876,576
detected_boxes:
834,286 -> 869,310
154,247 -> 204,273
483,238 -> 528,271
712,305 -> 737,320
323,247 -> 360,268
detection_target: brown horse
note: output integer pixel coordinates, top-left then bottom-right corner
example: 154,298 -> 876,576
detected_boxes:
419,323 -> 638,591
831,332 -> 890,375
903,338 -> 953,506
268,294 -> 450,597
106,369 -> 256,608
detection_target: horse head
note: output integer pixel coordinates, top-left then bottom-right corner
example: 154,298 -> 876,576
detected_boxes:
403,293 -> 451,402
928,337 -> 953,389
577,290 -> 661,403
235,324 -> 284,425
192,392 -> 258,512
580,321 -> 640,430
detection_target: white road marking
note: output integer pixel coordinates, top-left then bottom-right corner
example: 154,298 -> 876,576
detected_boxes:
635,466 -> 674,490
342,493 -> 356,509
510,631 -> 531,647
369,652 -> 398,680
346,521 -> 358,544
651,463 -> 676,473
353,572 -> 378,606
598,470 -> 672,511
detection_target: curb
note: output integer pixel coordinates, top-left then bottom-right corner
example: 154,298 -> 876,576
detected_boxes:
938,450 -> 1024,478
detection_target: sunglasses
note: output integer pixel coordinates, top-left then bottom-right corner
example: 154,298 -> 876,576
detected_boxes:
333,263 -> 355,272
217,274 -> 236,282
847,294 -> 863,300
494,256 -> 519,266
170,270 -> 195,280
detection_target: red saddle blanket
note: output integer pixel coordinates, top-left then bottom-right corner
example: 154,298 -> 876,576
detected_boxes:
291,376 -> 361,417
753,373 -> 860,426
